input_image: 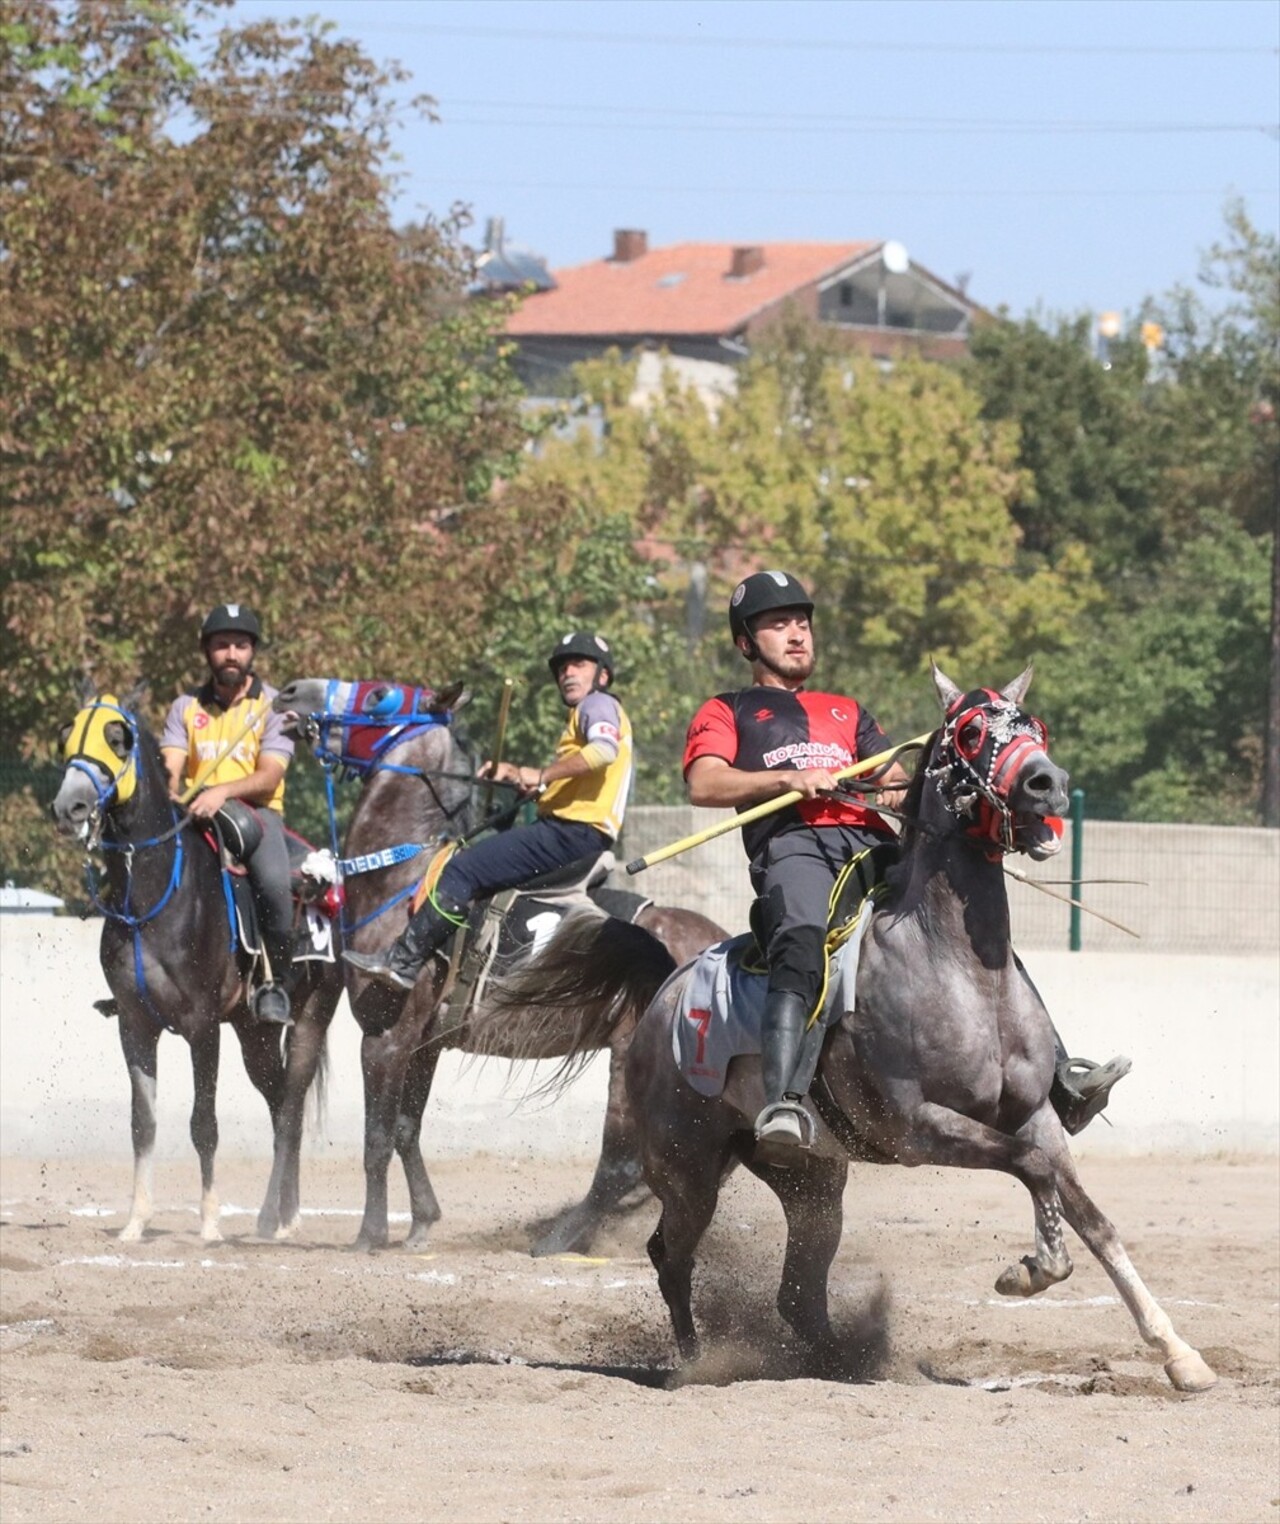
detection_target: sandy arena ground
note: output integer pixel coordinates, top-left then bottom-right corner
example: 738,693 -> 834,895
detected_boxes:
1,1151 -> 1277,1523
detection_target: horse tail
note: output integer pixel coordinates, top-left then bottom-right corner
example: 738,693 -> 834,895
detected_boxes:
477,910 -> 676,1098
307,1027 -> 329,1136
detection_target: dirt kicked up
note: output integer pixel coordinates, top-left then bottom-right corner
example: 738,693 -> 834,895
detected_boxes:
1,1152 -> 1276,1524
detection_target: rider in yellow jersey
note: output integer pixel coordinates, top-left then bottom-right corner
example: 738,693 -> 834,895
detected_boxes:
345,631 -> 633,991
160,604 -> 297,1025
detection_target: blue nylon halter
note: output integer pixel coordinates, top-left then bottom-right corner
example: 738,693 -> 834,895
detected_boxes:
69,703 -> 187,1033
305,686 -> 461,937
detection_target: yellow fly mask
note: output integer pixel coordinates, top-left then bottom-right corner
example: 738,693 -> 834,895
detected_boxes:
63,696 -> 139,807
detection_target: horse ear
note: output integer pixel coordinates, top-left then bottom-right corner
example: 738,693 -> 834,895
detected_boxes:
1000,664 -> 1034,706
428,680 -> 467,715
122,678 -> 149,711
78,672 -> 98,705
931,661 -> 963,712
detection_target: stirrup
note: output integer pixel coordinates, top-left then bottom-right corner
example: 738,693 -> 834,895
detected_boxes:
252,984 -> 294,1027
1055,1054 -> 1132,1135
753,1099 -> 816,1167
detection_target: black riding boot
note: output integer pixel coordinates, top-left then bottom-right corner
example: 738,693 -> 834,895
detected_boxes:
754,989 -> 814,1168
342,892 -> 468,992
1049,1026 -> 1132,1135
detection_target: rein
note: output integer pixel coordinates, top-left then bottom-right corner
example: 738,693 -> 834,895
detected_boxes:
66,701 -> 188,1032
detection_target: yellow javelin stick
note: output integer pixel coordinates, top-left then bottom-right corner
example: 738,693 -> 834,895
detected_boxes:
177,698 -> 269,806
625,733 -> 931,876
480,677 -> 515,814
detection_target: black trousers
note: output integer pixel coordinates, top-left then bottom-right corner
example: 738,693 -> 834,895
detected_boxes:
437,815 -> 610,905
750,824 -> 893,1010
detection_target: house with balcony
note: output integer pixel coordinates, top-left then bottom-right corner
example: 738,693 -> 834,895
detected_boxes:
502,229 -> 983,396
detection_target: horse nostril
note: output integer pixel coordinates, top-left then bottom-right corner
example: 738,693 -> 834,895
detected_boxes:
1024,770 -> 1055,796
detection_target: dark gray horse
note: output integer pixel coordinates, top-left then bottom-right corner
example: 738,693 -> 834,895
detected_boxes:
499,666 -> 1217,1392
275,677 -> 723,1256
51,685 -> 343,1242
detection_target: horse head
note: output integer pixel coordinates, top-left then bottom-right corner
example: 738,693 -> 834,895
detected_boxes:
52,687 -> 149,838
926,662 -> 1068,861
273,676 -> 467,772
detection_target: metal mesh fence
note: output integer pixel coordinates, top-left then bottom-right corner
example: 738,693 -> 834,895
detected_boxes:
615,808 -> 1279,957
4,757 -> 1277,954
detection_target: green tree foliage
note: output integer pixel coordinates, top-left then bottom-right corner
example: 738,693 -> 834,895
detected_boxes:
966,205 -> 1277,822
1041,519 -> 1270,824
1,0 -> 528,880
514,326 -> 1106,772
967,313 -> 1166,573
1,1 -> 528,751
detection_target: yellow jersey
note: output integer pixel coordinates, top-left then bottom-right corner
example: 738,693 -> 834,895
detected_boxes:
538,691 -> 633,840
160,677 -> 294,814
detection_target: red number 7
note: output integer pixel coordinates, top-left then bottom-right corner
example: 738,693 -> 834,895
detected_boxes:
685,1007 -> 711,1065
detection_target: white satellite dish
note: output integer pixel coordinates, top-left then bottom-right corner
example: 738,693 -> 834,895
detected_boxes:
881,240 -> 910,275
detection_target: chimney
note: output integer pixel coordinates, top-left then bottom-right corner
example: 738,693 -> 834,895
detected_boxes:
728,245 -> 765,279
612,229 -> 648,263
484,217 -> 505,252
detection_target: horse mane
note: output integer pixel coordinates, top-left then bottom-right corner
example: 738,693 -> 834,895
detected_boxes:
882,726 -> 940,903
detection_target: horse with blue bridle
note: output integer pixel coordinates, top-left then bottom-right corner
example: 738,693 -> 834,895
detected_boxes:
52,682 -> 343,1242
275,675 -> 724,1256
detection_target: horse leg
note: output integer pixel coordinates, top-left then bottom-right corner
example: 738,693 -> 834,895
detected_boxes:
188,1022 -> 224,1243
231,1018 -> 288,1238
531,1038 -> 645,1259
395,1041 -> 443,1250
256,983 -> 331,1240
118,1015 -> 159,1242
355,1028 -> 413,1250
747,1156 -> 849,1350
893,1101 -> 1073,1296
645,1126 -> 732,1362
1027,1115 -> 1216,1392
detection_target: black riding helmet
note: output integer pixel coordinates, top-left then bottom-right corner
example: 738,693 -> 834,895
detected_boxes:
548,630 -> 614,686
728,570 -> 814,650
201,603 -> 262,644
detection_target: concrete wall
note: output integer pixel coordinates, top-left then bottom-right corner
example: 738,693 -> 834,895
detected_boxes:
2,918 -> 1275,1167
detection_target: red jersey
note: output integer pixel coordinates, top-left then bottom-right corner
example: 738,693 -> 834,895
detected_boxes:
683,687 -> 892,860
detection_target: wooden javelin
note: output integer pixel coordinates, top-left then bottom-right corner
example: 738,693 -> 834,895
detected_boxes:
625,734 -> 931,875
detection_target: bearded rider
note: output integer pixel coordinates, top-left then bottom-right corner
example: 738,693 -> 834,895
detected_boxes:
344,631 -> 633,992
160,604 -> 298,1026
683,570 -> 1131,1167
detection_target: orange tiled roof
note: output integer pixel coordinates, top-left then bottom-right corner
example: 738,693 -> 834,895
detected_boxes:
505,241 -> 878,338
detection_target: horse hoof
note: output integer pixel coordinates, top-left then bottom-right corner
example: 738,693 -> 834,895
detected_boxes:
1165,1350 -> 1217,1392
119,1221 -> 145,1243
273,1219 -> 300,1242
995,1260 -> 1037,1297
201,1226 -> 224,1245
402,1228 -> 434,1252
353,1235 -> 386,1254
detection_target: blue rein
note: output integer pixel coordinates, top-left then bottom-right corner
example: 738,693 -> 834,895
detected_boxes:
307,692 -> 467,937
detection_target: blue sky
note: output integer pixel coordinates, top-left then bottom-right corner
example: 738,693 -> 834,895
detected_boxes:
230,0 -> 1278,321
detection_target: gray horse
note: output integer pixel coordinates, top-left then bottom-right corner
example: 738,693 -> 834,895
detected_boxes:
51,685 -> 342,1242
274,676 -> 723,1256
507,666 -> 1217,1392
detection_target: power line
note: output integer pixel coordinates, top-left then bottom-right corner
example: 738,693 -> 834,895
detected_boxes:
416,175 -> 1280,201
441,99 -> 1279,138
335,21 -> 1280,59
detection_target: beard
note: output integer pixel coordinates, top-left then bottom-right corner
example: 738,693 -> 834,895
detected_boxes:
760,647 -> 814,682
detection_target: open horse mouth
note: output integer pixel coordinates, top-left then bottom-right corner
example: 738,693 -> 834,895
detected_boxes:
1017,814 -> 1064,861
